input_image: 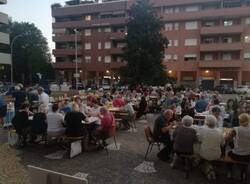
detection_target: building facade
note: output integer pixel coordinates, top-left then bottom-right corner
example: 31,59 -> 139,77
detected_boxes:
0,0 -> 11,82
52,0 -> 250,89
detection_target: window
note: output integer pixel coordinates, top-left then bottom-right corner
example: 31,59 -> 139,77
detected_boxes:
222,53 -> 232,60
117,57 -> 122,62
117,43 -> 126,48
165,23 -> 173,31
174,7 -> 180,13
185,21 -> 198,30
244,52 -> 250,60
185,38 -> 197,46
203,21 -> 215,27
85,15 -> 91,21
203,38 -> 215,44
164,54 -> 172,61
104,56 -> 111,63
174,40 -> 178,47
174,23 -> 179,30
84,29 -> 91,36
98,56 -> 102,62
98,28 -> 102,32
185,5 -> 199,12
246,17 -> 250,25
104,27 -> 111,32
84,56 -> 91,63
84,43 -> 91,50
245,36 -> 250,43
224,20 -> 233,26
165,7 -> 173,14
98,42 -> 102,49
104,42 -> 111,49
173,54 -> 178,61
204,54 -> 213,61
184,54 -> 197,61
222,37 -> 232,43
168,40 -> 172,47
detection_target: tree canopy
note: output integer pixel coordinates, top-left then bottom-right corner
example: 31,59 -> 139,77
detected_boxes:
122,0 -> 168,86
9,21 -> 54,85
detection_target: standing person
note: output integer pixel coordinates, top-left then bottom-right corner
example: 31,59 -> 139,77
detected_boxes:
136,96 -> 147,119
38,87 -> 49,110
153,109 -> 174,161
12,84 -> 27,111
195,95 -> 208,113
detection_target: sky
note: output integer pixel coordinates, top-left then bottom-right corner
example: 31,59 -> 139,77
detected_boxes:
1,0 -> 67,56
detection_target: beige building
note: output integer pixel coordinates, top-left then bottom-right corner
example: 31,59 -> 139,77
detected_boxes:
0,0 -> 11,82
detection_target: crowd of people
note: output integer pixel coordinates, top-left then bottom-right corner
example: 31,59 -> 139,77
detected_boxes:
0,83 -> 249,181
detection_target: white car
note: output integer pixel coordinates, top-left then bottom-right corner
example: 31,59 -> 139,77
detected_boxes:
60,82 -> 71,91
235,85 -> 250,94
49,83 -> 60,91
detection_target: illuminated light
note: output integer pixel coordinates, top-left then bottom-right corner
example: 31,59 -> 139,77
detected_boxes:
168,70 -> 172,74
79,70 -> 82,73
220,78 -> 233,81
205,70 -> 209,73
106,70 -> 110,74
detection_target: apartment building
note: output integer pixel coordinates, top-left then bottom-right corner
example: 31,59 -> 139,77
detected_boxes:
0,0 -> 11,82
52,0 -> 250,89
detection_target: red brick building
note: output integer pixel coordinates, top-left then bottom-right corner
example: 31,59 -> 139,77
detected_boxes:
52,0 -> 250,89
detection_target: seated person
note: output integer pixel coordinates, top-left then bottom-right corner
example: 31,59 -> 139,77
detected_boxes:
171,115 -> 197,167
47,103 -> 65,137
95,107 -> 116,145
60,99 -> 71,114
136,96 -> 147,119
121,99 -> 136,130
64,103 -> 87,137
198,115 -> 225,180
12,102 -> 31,147
113,95 -> 125,107
211,106 -> 223,127
153,109 -> 174,161
30,104 -> 47,141
225,113 -> 250,179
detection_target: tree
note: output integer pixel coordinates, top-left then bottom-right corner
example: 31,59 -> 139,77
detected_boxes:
122,0 -> 168,86
9,21 -> 54,85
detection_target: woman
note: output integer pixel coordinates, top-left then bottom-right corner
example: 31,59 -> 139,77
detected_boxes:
12,102 -> 31,147
226,113 -> 250,179
136,96 -> 147,119
198,115 -> 225,180
30,104 -> 47,141
47,103 -> 65,137
64,103 -> 87,137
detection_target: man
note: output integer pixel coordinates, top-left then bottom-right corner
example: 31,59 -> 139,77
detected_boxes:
38,87 -> 49,109
195,95 -> 208,113
153,109 -> 174,161
12,84 -> 27,111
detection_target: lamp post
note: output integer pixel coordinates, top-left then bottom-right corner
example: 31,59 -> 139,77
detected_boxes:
74,29 -> 79,90
10,34 -> 23,86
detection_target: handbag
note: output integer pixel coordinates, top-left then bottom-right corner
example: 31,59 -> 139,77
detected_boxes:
8,129 -> 18,146
70,140 -> 82,158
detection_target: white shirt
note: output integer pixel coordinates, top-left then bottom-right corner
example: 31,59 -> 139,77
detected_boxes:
233,125 -> 250,156
47,112 -> 64,132
198,126 -> 224,160
39,92 -> 49,106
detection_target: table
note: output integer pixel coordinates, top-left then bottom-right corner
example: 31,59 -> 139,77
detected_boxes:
82,117 -> 100,125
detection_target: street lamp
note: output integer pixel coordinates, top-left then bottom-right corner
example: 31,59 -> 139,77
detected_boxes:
74,29 -> 79,90
10,34 -> 24,85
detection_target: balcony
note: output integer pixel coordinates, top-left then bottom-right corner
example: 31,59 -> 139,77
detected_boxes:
0,32 -> 9,44
53,17 -> 127,29
199,60 -> 242,68
200,43 -> 243,52
162,6 -> 250,21
0,53 -> 11,65
83,62 -> 126,72
53,48 -> 83,56
109,47 -> 123,55
200,25 -> 243,35
0,12 -> 8,24
110,32 -> 125,40
53,61 -> 78,69
53,34 -> 81,42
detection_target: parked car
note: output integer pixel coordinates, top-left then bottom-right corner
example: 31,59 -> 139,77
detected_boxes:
49,83 -> 60,92
60,82 -> 71,91
214,85 -> 234,94
235,85 -> 250,94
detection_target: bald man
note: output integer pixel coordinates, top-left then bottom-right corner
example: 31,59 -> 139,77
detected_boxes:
153,109 -> 174,161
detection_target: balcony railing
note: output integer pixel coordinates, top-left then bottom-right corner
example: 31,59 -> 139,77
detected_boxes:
0,12 -> 8,24
200,42 -> 243,52
53,34 -> 81,42
53,48 -> 83,56
200,25 -> 243,35
110,32 -> 125,40
199,60 -> 242,68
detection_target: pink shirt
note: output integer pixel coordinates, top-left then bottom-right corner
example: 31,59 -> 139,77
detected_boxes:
113,98 -> 125,107
101,112 -> 115,131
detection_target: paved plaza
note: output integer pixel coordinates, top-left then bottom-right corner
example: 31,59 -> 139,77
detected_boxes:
0,110 -> 247,184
